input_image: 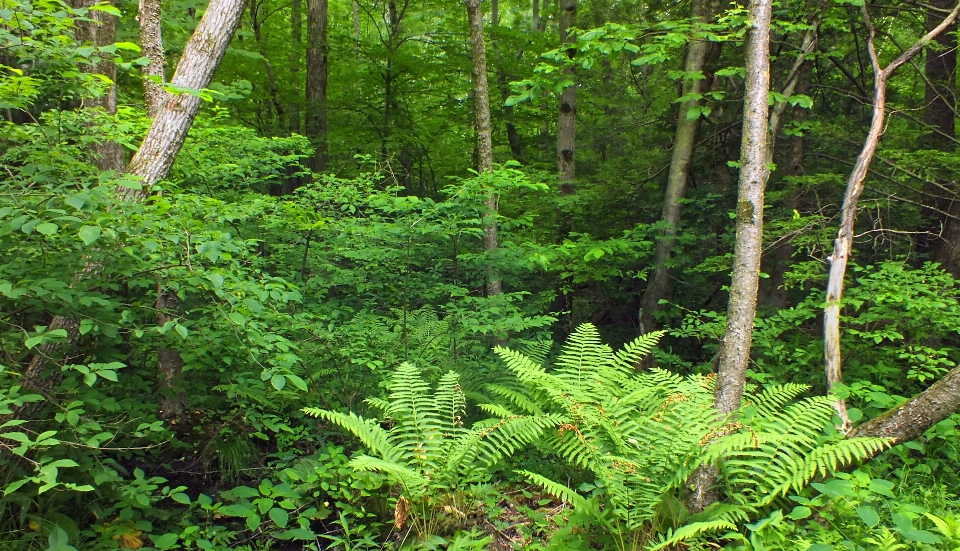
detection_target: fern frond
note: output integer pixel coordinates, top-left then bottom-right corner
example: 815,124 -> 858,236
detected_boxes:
612,330 -> 665,371
302,408 -> 404,464
350,455 -> 429,498
517,470 -> 589,510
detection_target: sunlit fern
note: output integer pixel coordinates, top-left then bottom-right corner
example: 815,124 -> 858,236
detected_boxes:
303,363 -> 561,538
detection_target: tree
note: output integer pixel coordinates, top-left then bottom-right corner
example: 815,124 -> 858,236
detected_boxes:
465,0 -> 501,297
688,0 -> 774,512
139,0 -> 165,116
638,0 -> 715,335
20,0 -> 250,391
556,0 -> 576,197
822,1 -> 960,429
306,0 -> 328,172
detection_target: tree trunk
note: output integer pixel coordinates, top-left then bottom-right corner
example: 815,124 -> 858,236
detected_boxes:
687,0 -> 774,514
71,0 -> 125,172
491,0 -> 523,159
290,0 -> 302,133
532,0 -> 540,31
157,284 -> 186,419
20,0 -> 248,390
251,0 -> 286,131
823,2 -> 960,430
638,0 -> 714,335
556,0 -> 576,196
139,0 -> 166,117
465,0 -> 501,297
922,0 -> 960,274
306,0 -> 328,172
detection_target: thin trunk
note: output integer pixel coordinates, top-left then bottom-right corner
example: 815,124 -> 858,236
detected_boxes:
290,0 -> 302,133
557,0 -> 576,196
353,0 -> 361,45
466,0 -> 501,297
20,0 -> 248,391
139,0 -> 166,117
688,0 -> 774,513
923,0 -> 960,274
157,285 -> 185,419
823,2 -> 960,430
251,0 -> 286,130
638,0 -> 714,335
71,0 -> 125,172
306,0 -> 328,172
491,0 -> 522,159
532,0 -> 540,31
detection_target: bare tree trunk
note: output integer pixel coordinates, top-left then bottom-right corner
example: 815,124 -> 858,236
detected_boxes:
466,0 -> 501,297
306,0 -> 328,172
688,0 -> 773,513
532,0 -> 540,31
251,0 -> 286,131
156,284 -> 185,419
491,0 -> 523,159
139,0 -> 166,117
20,0 -> 249,391
922,0 -> 960,274
823,2 -> 960,430
290,0 -> 302,133
556,0 -> 576,196
353,0 -> 361,45
638,0 -> 714,335
71,0 -> 125,172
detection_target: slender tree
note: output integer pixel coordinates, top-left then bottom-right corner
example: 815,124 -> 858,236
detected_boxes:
139,0 -> 166,116
290,0 -> 302,132
306,0 -> 328,172
20,0 -> 250,392
71,0 -> 125,172
465,0 -> 501,297
688,0 -> 774,512
822,1 -> 960,429
638,0 -> 714,335
556,0 -> 576,197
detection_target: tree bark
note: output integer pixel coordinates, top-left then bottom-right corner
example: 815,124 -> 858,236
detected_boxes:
251,0 -> 286,132
139,0 -> 166,117
306,0 -> 328,172
465,0 -> 501,297
922,0 -> 960,274
638,0 -> 714,335
491,0 -> 523,159
71,0 -> 125,172
688,0 -> 774,514
290,0 -> 302,133
156,284 -> 186,419
21,0 -> 248,390
556,0 -> 576,196
532,0 -> 540,31
823,2 -> 960,430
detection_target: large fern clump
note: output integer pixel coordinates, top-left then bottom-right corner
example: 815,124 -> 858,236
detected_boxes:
303,363 -> 561,538
485,323 -> 889,550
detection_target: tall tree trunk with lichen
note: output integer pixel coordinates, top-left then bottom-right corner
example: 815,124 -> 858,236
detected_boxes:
306,0 -> 328,172
465,0 -> 501,297
556,0 -> 576,199
687,0 -> 773,512
139,0 -> 166,117
638,0 -> 713,335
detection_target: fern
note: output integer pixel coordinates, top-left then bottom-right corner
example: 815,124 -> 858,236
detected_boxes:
486,323 -> 890,550
303,362 -> 559,538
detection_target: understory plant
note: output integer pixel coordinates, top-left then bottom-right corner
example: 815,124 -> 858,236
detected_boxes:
303,363 -> 562,540
484,323 -> 889,550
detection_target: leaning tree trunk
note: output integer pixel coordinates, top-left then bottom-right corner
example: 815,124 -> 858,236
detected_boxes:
71,0 -> 125,172
139,0 -> 166,116
687,0 -> 773,513
822,1 -> 960,430
20,0 -> 249,392
465,0 -> 501,297
306,0 -> 328,172
638,0 -> 714,335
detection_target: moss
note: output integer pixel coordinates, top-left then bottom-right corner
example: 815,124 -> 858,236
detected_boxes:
737,200 -> 754,223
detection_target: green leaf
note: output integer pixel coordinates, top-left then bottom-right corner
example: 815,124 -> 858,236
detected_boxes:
89,3 -> 121,15
78,225 -> 101,245
245,513 -> 261,531
36,222 -> 58,236
856,505 -> 879,528
269,507 -> 289,528
228,312 -> 247,326
170,492 -> 190,504
47,526 -> 78,551
150,533 -> 179,550
276,528 -> 315,540
788,506 -> 811,520
271,375 -> 286,391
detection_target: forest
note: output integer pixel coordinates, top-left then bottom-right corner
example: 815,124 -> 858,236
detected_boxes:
3,0 -> 960,547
